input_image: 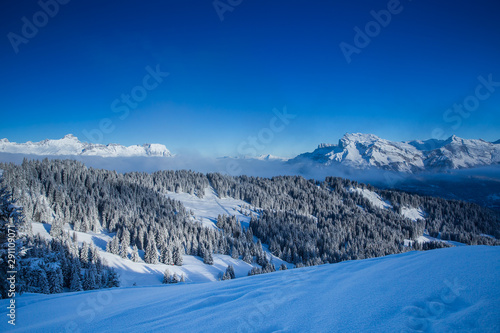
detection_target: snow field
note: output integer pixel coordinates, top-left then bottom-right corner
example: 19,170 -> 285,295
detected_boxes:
2,246 -> 498,332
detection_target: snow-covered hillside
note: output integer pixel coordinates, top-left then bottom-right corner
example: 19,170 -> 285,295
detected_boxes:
25,186 -> 290,288
30,189 -> 290,288
291,133 -> 500,173
349,186 -> 427,222
30,222 -> 273,287
165,187 -> 257,229
0,134 -> 171,157
2,246 -> 498,332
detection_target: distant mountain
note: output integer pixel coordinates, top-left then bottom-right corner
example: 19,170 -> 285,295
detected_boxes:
1,133 -> 498,173
0,134 -> 172,157
217,154 -> 289,161
290,133 -> 500,173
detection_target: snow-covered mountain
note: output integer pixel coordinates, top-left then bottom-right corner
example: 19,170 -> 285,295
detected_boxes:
290,133 -> 500,173
1,133 -> 498,173
0,134 -> 172,157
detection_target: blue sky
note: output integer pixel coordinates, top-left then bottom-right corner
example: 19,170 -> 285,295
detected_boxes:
1,0 -> 499,157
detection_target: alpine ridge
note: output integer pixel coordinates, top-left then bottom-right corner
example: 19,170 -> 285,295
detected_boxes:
0,134 -> 172,158
290,133 -> 500,173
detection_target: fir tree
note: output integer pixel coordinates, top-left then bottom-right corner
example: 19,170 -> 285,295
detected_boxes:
162,269 -> 171,284
144,232 -> 158,264
231,245 -> 239,259
203,248 -> 214,265
69,265 -> 82,292
242,248 -> 253,264
80,241 -> 90,268
120,229 -> 130,259
48,267 -> 64,294
107,268 -> 120,288
173,245 -> 183,266
225,265 -> 235,279
160,244 -> 172,265
131,245 -> 141,262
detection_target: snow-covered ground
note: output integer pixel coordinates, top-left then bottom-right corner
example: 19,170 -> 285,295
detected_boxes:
416,233 -> 466,247
349,187 -> 393,210
165,187 -> 257,229
349,187 -> 426,221
2,246 -> 499,332
31,217 -> 290,287
401,206 -> 426,221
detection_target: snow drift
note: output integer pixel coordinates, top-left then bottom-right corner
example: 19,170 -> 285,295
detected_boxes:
1,246 -> 499,332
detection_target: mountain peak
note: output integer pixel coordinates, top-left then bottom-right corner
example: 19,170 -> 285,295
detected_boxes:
291,133 -> 500,173
445,135 -> 463,144
0,136 -> 172,158
62,134 -> 78,140
341,133 -> 381,144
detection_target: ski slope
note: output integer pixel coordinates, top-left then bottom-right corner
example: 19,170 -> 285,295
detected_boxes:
2,246 -> 499,332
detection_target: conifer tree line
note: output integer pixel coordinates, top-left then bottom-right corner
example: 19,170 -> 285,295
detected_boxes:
0,158 -> 498,292
0,177 -> 119,299
0,160 -> 259,268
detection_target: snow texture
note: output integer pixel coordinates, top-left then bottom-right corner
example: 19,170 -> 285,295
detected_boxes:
2,246 -> 498,332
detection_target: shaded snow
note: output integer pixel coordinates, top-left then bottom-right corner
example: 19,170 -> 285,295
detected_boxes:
31,219 -> 291,288
2,246 -> 499,332
349,187 -> 393,210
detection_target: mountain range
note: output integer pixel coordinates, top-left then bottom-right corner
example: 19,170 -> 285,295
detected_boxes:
0,134 -> 171,157
0,133 -> 499,173
290,133 -> 500,173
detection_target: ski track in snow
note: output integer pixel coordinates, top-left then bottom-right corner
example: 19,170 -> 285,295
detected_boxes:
2,246 -> 499,332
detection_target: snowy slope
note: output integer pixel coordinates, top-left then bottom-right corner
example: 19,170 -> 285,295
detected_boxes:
420,135 -> 500,169
401,206 -> 426,221
165,187 -> 257,229
291,133 -> 500,173
0,134 -> 172,157
2,246 -> 499,332
349,187 -> 393,210
350,187 -> 426,222
31,222 -> 291,288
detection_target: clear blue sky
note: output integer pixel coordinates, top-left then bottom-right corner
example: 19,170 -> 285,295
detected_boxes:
1,0 -> 499,157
